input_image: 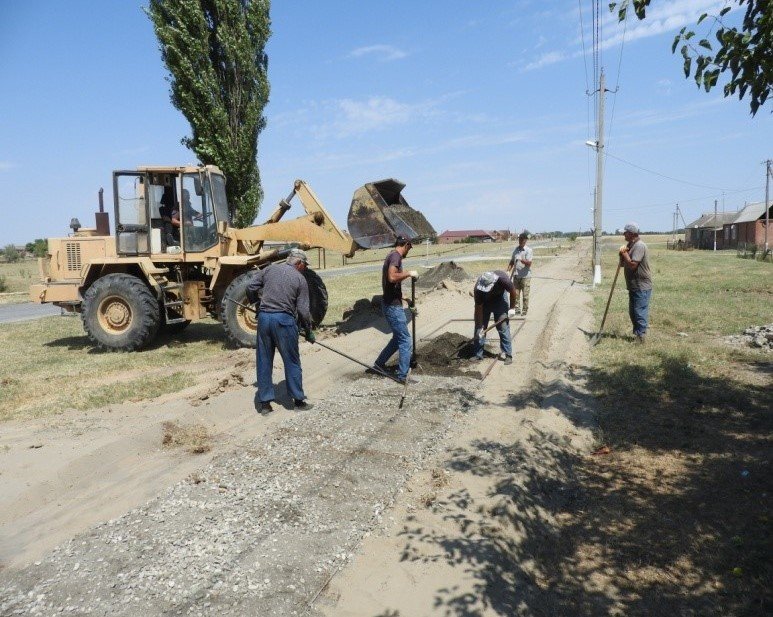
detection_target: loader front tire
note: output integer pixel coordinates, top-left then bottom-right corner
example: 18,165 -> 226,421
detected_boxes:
221,267 -> 329,349
82,273 -> 161,351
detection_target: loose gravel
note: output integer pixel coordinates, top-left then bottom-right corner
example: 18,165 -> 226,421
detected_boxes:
0,374 -> 480,616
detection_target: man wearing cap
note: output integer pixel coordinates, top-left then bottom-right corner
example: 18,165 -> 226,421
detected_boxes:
473,270 -> 517,364
620,223 -> 652,343
507,232 -> 533,315
373,236 -> 418,384
246,249 -> 316,413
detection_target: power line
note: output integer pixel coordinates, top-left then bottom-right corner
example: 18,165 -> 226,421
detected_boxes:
602,150 -> 740,191
604,185 -> 764,212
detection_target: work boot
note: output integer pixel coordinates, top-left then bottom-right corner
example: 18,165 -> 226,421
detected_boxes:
396,376 -> 419,385
636,334 -> 646,344
259,401 -> 274,415
365,364 -> 389,376
504,355 -> 513,365
294,399 -> 314,411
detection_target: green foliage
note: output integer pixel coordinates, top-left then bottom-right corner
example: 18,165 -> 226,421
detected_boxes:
25,239 -> 48,258
3,245 -> 20,263
610,0 -> 771,115
146,0 -> 271,227
0,276 -> 7,293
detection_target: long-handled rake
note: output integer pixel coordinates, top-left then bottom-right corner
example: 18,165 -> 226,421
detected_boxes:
590,262 -> 622,346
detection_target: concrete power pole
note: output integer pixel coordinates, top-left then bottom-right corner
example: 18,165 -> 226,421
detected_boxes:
592,70 -> 606,286
766,159 -> 771,255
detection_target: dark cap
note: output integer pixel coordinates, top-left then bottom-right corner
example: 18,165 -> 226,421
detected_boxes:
395,235 -> 413,247
518,232 -> 529,240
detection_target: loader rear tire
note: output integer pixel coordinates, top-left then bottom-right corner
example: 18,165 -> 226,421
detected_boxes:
82,273 -> 160,351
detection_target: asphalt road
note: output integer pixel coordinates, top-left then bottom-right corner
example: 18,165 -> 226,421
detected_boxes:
0,302 -> 64,324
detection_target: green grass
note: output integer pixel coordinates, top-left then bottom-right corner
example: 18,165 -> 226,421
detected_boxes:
584,245 -> 772,612
0,316 -> 233,421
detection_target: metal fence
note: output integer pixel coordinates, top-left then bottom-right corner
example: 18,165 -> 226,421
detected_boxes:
737,242 -> 772,262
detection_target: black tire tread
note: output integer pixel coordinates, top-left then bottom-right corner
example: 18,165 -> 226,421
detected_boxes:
81,273 -> 161,351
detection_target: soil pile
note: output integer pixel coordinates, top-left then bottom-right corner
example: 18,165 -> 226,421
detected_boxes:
416,332 -> 482,378
334,296 -> 383,334
416,261 -> 470,290
724,323 -> 773,352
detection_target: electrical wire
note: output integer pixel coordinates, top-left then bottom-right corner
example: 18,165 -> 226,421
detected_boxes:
604,185 -> 764,212
603,150 -> 740,191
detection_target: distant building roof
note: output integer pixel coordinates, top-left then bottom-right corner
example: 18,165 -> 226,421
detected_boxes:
731,201 -> 771,224
437,229 -> 496,238
685,211 -> 737,230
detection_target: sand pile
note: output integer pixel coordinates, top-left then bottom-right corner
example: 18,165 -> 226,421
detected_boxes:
416,261 -> 470,290
416,332 -> 482,379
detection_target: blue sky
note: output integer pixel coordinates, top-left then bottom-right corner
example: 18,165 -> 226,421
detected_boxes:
0,0 -> 769,246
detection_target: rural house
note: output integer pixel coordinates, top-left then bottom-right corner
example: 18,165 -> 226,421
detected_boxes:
437,229 -> 497,244
721,201 -> 772,250
684,211 -> 738,249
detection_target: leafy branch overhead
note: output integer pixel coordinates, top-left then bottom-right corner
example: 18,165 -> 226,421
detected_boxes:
146,0 -> 271,227
610,0 -> 772,115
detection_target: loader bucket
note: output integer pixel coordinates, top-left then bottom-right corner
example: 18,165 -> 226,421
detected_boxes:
347,179 -> 436,250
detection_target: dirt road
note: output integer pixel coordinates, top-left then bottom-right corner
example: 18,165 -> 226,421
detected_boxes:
0,246 -> 595,616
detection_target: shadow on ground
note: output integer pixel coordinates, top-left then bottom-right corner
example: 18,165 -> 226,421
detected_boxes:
390,355 -> 772,616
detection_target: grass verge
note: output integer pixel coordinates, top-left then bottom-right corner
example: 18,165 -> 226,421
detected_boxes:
578,246 -> 772,614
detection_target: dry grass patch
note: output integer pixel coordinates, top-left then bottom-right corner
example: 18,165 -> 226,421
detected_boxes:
161,421 -> 212,454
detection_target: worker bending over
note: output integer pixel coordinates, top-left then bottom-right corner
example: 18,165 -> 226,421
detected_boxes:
473,270 -> 517,365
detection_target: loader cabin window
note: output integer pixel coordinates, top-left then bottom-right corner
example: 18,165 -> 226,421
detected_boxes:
180,173 -> 220,253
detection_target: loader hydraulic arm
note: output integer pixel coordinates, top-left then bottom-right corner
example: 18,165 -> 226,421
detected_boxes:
228,180 -> 359,257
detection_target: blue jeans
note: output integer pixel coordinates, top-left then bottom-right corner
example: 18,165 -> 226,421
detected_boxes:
628,289 -> 652,337
257,311 -> 305,403
375,301 -> 412,380
474,296 -> 512,358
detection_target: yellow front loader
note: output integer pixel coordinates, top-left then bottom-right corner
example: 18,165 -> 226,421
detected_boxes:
30,165 -> 435,351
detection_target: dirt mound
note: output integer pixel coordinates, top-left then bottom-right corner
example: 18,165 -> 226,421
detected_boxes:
416,332 -> 482,378
334,296 -> 383,334
416,261 -> 470,289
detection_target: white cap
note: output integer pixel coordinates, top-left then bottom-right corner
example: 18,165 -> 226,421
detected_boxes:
623,222 -> 639,234
287,248 -> 309,264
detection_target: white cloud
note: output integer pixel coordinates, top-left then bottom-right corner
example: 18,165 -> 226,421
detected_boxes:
600,0 -> 725,50
348,44 -> 408,62
521,51 -> 565,72
521,0 -> 729,72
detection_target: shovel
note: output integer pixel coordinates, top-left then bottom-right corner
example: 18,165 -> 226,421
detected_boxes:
591,262 -> 622,346
457,314 -> 509,352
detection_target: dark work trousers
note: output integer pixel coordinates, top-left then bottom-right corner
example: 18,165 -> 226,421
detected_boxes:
474,294 -> 512,359
628,289 -> 652,337
257,311 -> 305,404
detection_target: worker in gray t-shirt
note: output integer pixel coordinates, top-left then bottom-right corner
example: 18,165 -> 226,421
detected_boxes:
619,222 -> 652,343
507,232 -> 533,315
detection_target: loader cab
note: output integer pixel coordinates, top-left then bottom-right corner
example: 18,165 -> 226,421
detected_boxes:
113,167 -> 229,256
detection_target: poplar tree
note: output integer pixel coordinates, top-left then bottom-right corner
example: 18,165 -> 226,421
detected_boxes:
147,0 -> 271,227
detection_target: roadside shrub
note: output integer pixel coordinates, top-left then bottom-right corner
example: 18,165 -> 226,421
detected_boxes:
3,245 -> 20,263
0,275 -> 7,292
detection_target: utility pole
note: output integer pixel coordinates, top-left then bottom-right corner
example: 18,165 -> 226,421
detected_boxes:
714,199 -> 718,251
592,70 -> 606,286
763,159 -> 770,253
